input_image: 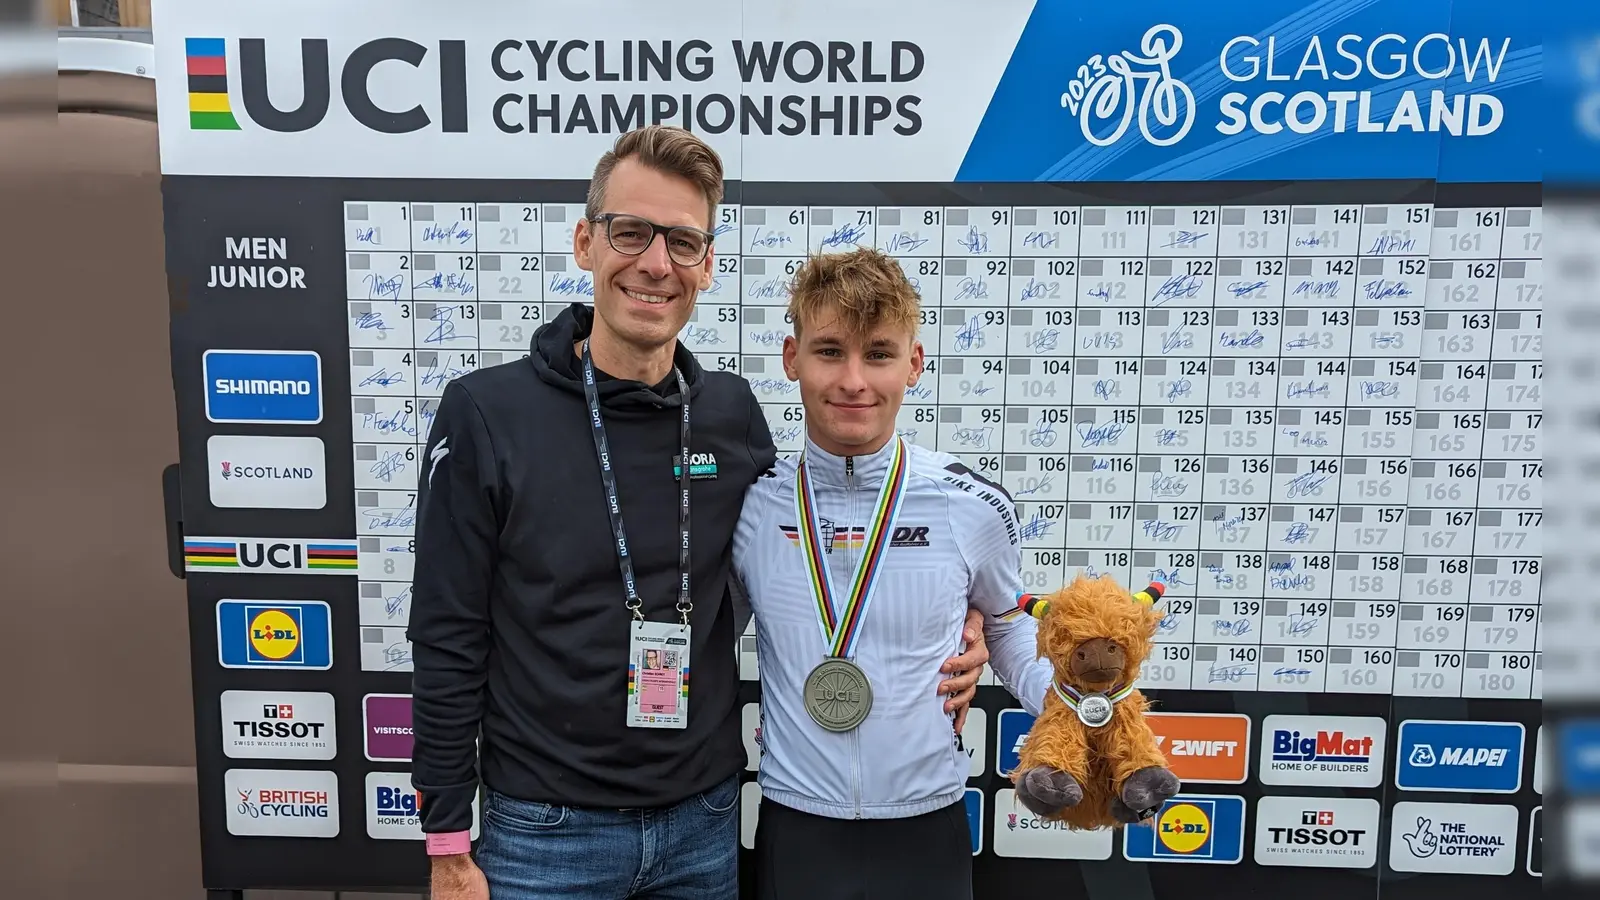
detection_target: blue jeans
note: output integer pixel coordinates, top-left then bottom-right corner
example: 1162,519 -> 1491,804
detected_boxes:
474,774 -> 741,899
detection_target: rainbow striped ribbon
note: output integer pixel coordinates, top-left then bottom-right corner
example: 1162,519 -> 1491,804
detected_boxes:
794,438 -> 910,659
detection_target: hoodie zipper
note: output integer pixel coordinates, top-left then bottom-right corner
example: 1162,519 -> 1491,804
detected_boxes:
844,454 -> 863,820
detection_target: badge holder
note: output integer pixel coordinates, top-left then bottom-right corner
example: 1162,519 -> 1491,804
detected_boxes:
627,601 -> 692,730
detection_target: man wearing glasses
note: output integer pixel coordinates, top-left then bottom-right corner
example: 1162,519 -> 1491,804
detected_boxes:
408,125 -> 992,900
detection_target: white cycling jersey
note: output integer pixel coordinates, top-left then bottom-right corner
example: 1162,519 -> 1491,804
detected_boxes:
733,434 -> 1053,820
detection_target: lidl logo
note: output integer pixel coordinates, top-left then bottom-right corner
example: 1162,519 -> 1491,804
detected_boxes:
186,38 -> 240,130
1396,720 -> 1524,793
1123,794 -> 1245,864
184,537 -> 358,574
217,600 -> 332,670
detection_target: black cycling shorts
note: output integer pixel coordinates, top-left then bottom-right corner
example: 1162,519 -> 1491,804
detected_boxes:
753,796 -> 973,900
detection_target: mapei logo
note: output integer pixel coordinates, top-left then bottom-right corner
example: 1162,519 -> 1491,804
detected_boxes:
1396,720 -> 1524,793
183,35 -> 467,134
1059,24 -> 1195,148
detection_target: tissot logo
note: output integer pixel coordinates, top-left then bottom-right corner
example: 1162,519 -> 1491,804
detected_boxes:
194,36 -> 468,134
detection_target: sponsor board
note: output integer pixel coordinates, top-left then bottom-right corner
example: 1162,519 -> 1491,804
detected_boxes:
185,536 -> 358,574
1259,715 -> 1386,788
1123,794 -> 1246,865
365,771 -> 480,840
1147,712 -> 1251,783
220,690 -> 336,759
216,599 -> 333,670
1253,795 -> 1379,868
208,434 -> 327,509
1396,720 -> 1525,793
225,768 -> 339,837
1389,801 -> 1519,875
363,694 -> 414,761
992,788 -> 1114,860
203,349 -> 323,424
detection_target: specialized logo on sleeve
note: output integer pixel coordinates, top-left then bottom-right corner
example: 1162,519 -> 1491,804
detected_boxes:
673,451 -> 718,480
427,437 -> 449,486
1396,720 -> 1524,793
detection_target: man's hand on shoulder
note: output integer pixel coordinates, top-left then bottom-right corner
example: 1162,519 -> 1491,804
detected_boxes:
431,853 -> 488,900
938,608 -> 990,734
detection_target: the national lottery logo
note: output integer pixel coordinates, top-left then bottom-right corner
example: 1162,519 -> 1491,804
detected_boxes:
1060,24 -> 1195,148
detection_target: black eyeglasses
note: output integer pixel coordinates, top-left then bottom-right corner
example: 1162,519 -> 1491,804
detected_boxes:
590,213 -> 715,266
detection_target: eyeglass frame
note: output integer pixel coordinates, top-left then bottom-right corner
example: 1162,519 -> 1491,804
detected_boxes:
587,212 -> 717,266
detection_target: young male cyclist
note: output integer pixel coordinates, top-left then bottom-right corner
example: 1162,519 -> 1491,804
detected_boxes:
732,247 -> 1054,899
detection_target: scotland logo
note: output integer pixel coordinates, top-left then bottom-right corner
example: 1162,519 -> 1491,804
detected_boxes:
1060,23 -> 1195,148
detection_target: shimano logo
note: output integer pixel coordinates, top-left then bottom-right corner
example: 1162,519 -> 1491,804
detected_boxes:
215,378 -> 314,395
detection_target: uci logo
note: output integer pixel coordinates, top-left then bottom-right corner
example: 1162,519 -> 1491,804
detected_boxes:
1059,23 -> 1195,148
185,36 -> 468,133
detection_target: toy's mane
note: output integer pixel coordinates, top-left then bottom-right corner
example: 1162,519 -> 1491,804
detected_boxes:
1035,573 -> 1162,686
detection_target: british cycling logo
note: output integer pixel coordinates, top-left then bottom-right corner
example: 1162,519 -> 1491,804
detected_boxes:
1060,23 -> 1195,148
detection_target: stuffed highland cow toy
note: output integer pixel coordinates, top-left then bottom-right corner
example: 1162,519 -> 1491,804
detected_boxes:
1010,573 -> 1181,830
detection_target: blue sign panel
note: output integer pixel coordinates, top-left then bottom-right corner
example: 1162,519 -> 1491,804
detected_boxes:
204,350 -> 323,424
964,788 -> 984,856
996,709 -> 1036,776
216,600 -> 333,670
1396,719 -> 1525,793
1122,794 -> 1246,864
1559,720 -> 1600,795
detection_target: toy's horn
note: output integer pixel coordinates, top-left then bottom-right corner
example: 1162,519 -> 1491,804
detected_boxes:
1015,592 -> 1050,619
1133,583 -> 1165,608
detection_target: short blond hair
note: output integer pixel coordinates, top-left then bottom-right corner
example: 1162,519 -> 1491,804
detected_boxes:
787,248 -> 921,341
586,125 -> 724,228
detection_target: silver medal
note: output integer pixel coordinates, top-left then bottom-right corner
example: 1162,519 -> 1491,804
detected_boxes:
804,658 -> 873,732
1076,692 -> 1113,728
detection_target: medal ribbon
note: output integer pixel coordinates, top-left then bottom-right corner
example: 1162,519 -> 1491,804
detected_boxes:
1053,681 -> 1135,715
795,438 -> 909,658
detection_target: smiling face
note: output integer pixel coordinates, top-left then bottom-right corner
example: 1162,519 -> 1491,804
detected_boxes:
573,156 -> 716,360
780,248 -> 925,456
783,315 -> 924,456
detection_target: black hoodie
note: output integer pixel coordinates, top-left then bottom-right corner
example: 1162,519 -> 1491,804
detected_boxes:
408,302 -> 777,834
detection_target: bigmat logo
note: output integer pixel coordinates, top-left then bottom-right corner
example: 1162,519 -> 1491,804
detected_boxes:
365,771 -> 481,841
1260,715 -> 1386,788
184,536 -> 358,574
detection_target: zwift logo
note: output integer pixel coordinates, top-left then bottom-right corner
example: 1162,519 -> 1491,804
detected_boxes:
1061,23 -> 1513,147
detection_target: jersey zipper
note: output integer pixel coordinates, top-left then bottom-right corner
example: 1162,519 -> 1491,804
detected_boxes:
843,454 -> 863,819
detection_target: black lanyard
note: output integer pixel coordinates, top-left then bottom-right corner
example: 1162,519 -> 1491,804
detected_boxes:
580,341 -> 693,624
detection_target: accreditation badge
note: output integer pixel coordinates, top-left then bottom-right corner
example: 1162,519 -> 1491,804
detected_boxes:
627,619 -> 691,729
